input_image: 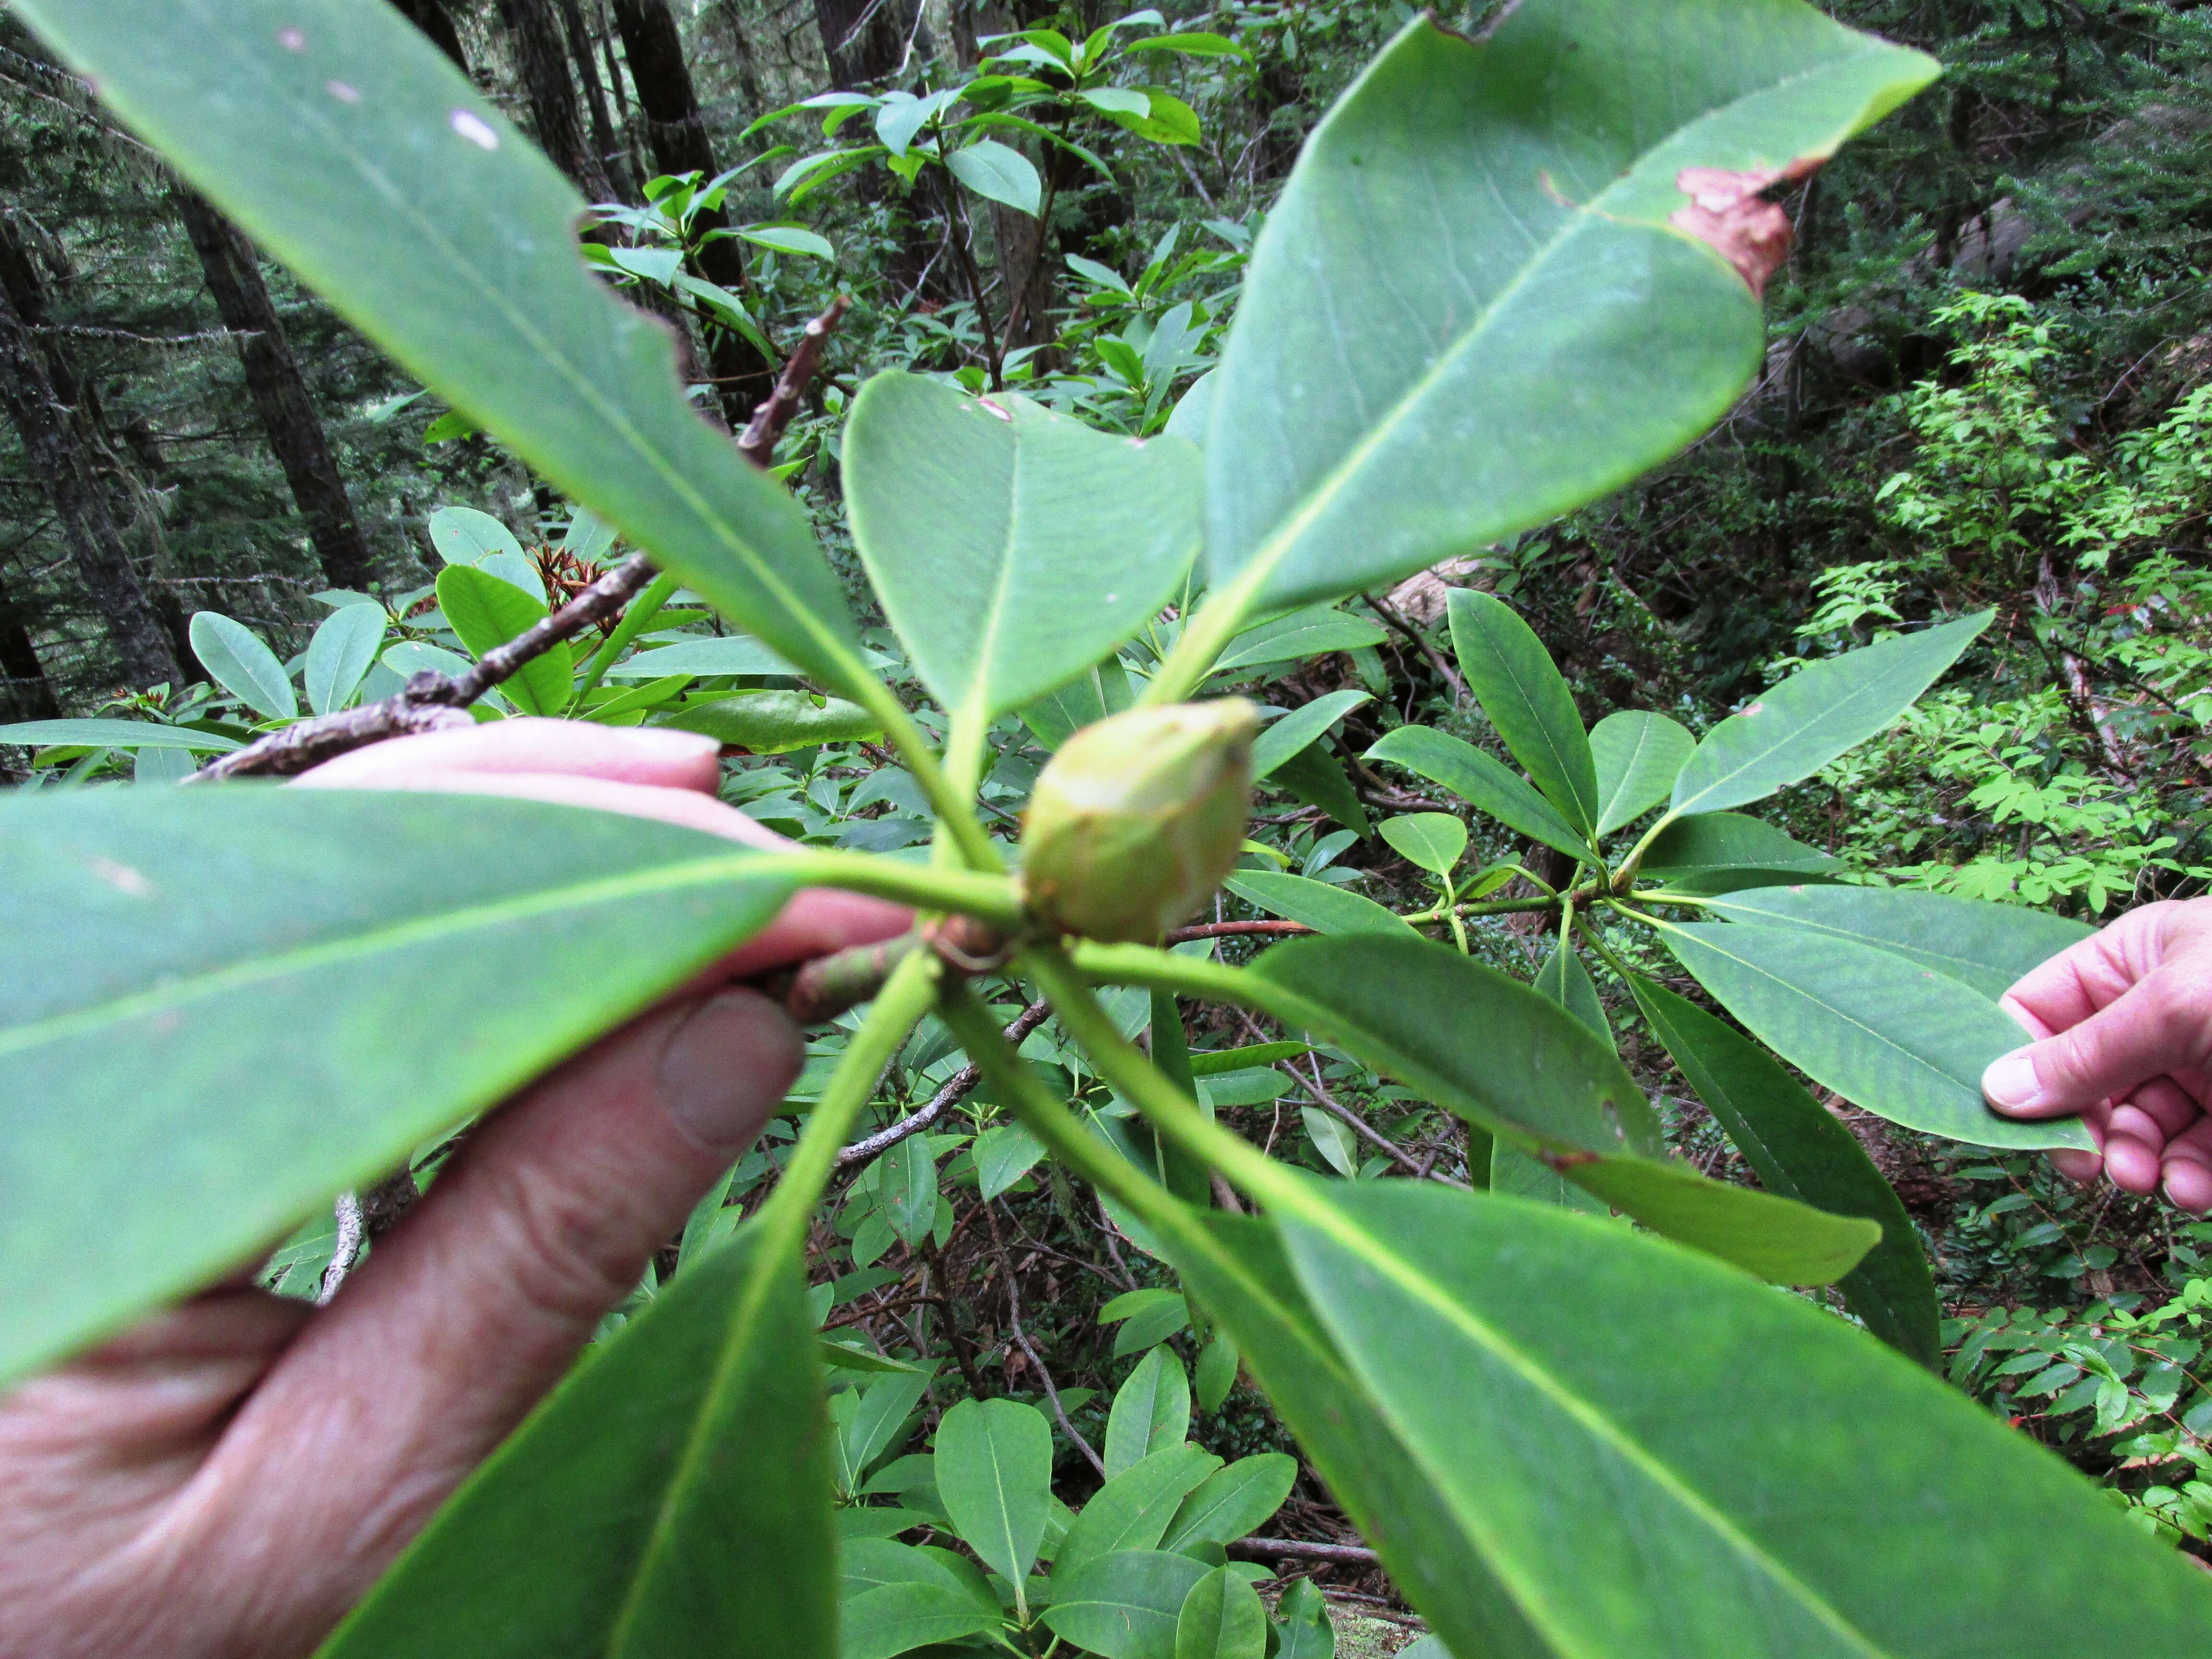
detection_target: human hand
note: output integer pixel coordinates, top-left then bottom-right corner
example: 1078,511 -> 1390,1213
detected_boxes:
1982,896 -> 2212,1215
0,721 -> 909,1659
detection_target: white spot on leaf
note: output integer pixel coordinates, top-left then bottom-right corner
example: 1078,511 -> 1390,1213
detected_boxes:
326,79 -> 361,104
450,109 -> 499,151
88,856 -> 152,897
277,26 -> 307,51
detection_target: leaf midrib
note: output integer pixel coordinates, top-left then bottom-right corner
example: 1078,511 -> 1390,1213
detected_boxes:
163,0 -> 867,690
1221,44 -> 1883,598
0,852 -> 768,1058
1672,651 -> 1930,815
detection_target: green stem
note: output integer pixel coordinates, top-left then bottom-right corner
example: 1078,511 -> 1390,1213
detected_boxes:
1020,945 -> 1318,1216
576,569 -> 679,699
1136,565 -> 1271,708
1611,809 -> 1682,894
1575,912 -> 1640,985
846,681 -> 1003,874
757,849 -> 1023,929
761,949 -> 938,1229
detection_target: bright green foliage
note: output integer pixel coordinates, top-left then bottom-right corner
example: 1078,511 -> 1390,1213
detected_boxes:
1449,590 -> 1600,836
934,1397 -> 1054,1586
190,610 -> 297,720
1173,1566 -> 1267,1659
1590,711 -> 1696,837
436,565 -> 569,715
303,606 -> 387,716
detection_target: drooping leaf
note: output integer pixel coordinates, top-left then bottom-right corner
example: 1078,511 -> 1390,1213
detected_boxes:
1222,872 -> 1419,938
1635,811 -> 1844,892
1447,591 -> 1598,834
437,564 -> 571,716
1251,690 -> 1370,780
1694,885 -> 2093,1002
1301,1106 -> 1360,1177
835,1367 -> 934,1497
1106,1345 -> 1192,1477
1590,709 -> 1695,837
0,720 -> 240,753
1104,1287 -> 1194,1357
838,1582 -> 1000,1659
946,138 -> 1043,214
879,1134 -> 938,1249
843,376 -> 1200,727
1211,606 -> 1386,675
323,1223 -> 836,1659
1058,1445 -> 1222,1576
303,603 -> 388,715
1202,4 -> 1938,615
1626,971 -> 1939,1366
1193,1331 -> 1238,1414
1042,1551 -> 1214,1659
0,788 -> 795,1387
15,0 -> 869,690
1157,1455 -> 1298,1555
934,1397 -> 1054,1584
1377,812 -> 1467,878
427,504 -> 545,600
974,1122 -> 1047,1199
1669,613 -> 1990,817
189,611 -> 296,720
1175,1566 -> 1268,1659
1564,1153 -> 1879,1286
656,690 -> 883,753
1363,727 -> 1594,868
1659,918 -> 2092,1151
1264,742 -> 1368,837
1273,1581 -> 1336,1659
1280,1182 -> 2212,1654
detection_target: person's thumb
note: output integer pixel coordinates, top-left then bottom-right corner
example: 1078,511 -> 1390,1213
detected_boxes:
188,988 -> 803,1641
1984,965 -> 2210,1119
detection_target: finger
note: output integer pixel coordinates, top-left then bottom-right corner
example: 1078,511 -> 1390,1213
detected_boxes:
2103,1104 -> 2165,1194
2051,1146 -> 2104,1184
2163,1117 -> 2212,1214
1999,900 -> 2188,1035
295,718 -> 722,792
1983,961 -> 2212,1118
182,987 -> 804,1644
302,769 -> 911,975
2124,1076 -> 2200,1142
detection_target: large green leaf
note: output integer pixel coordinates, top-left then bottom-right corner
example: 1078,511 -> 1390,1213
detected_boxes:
0,720 -> 240,753
1626,972 -> 1938,1365
1363,727 -> 1593,868
1694,885 -> 2092,1002
1590,710 -> 1695,837
656,691 -> 883,753
1281,1182 -> 2212,1655
17,0 -> 869,691
1565,1154 -> 1877,1286
1221,872 -> 1418,938
843,375 -> 1200,727
1175,1566 -> 1268,1659
1448,592 -> 1598,834
321,1224 -> 835,1659
0,789 -> 794,1386
1041,1551 -> 1213,1659
839,1583 -> 1000,1659
1669,614 -> 1989,817
1252,690 -> 1370,781
1106,1345 -> 1192,1477
1659,919 -> 2092,1151
1211,606 -> 1386,676
1157,1455 -> 1298,1555
437,564 -> 572,716
303,604 -> 388,716
1058,1445 -> 1222,1576
1502,941 -> 1614,1214
190,611 -> 297,719
1201,2 -> 1937,615
934,1398 -> 1054,1584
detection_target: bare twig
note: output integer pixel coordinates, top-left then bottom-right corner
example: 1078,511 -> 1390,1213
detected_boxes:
986,1198 -> 1106,1478
737,295 -> 850,468
837,1001 -> 1050,1166
316,1191 -> 364,1305
1166,919 -> 1316,943
1228,1538 -> 1381,1567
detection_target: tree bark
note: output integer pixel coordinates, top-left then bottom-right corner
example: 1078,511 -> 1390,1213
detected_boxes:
0,565 -> 58,720
388,0 -> 469,72
496,0 -> 622,204
174,188 -> 376,593
556,0 -> 626,196
0,239 -> 182,690
610,0 -> 777,424
815,0 -> 926,87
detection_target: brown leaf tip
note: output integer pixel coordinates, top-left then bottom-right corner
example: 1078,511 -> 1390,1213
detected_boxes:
1669,161 -> 1818,301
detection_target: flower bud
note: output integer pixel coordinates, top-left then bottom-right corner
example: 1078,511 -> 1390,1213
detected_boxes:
1020,699 -> 1258,943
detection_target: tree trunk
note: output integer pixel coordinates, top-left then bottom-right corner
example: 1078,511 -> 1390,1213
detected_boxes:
556,0 -> 626,197
0,565 -> 58,720
611,0 -> 776,424
388,0 -> 469,72
174,188 -> 376,593
815,0 -> 926,87
0,254 -> 181,690
496,0 -> 622,204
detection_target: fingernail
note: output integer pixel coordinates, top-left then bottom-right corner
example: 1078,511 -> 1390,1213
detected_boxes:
658,990 -> 804,1150
1982,1048 -> 2043,1113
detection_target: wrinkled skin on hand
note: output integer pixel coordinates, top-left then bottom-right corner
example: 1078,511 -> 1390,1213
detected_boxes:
1983,896 -> 2212,1214
0,721 -> 908,1659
